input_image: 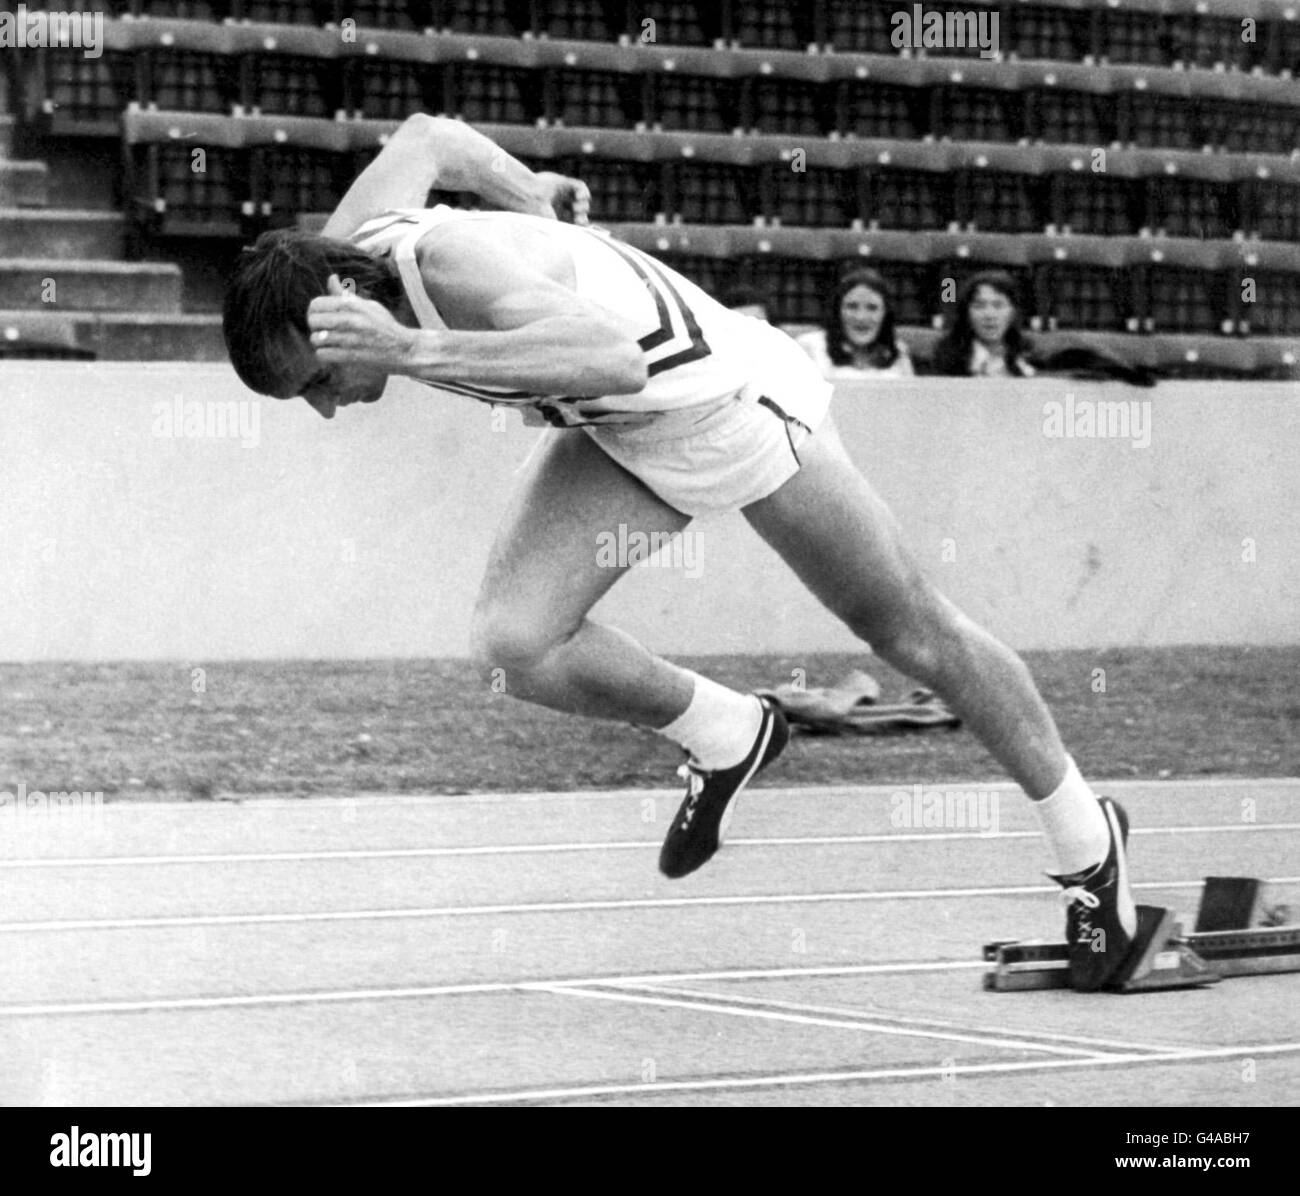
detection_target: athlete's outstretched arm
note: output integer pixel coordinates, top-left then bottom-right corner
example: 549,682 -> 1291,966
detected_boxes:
321,114 -> 590,239
307,223 -> 645,396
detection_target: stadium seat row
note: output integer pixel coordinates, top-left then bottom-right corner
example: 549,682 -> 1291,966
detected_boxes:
883,326 -> 1298,379
123,125 -> 1299,334
93,1 -> 1300,74
20,19 -> 1300,153
553,150 -> 1300,242
118,113 -> 1300,243
605,224 -> 1300,336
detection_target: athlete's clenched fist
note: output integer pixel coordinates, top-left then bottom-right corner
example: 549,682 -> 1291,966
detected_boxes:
535,172 -> 592,225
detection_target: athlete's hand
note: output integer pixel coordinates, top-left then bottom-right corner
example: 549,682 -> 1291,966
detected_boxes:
307,274 -> 417,367
534,172 -> 591,225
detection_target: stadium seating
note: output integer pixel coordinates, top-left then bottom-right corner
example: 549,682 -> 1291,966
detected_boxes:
1,0 -> 1297,371
75,0 -> 1300,72
0,90 -> 204,358
115,112 -> 1290,245
21,14 -> 1300,144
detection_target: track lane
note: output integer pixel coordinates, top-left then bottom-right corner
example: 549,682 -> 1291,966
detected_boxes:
5,782 -> 1297,1107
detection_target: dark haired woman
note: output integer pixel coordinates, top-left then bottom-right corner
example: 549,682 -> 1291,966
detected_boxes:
796,268 -> 913,379
931,271 -> 1036,377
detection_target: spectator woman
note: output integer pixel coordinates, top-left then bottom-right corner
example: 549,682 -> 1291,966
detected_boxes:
796,268 -> 914,379
931,270 -> 1036,377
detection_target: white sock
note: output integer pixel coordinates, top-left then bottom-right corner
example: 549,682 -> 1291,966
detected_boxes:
657,672 -> 763,770
1030,756 -> 1110,877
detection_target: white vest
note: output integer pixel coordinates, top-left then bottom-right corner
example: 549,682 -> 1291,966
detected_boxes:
350,206 -> 812,428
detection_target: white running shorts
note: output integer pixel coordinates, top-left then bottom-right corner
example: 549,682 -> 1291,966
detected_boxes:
583,331 -> 834,518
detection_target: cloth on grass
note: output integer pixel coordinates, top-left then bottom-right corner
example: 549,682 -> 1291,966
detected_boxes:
757,669 -> 961,736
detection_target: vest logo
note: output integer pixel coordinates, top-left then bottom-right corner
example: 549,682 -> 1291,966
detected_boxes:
50,1126 -> 151,1177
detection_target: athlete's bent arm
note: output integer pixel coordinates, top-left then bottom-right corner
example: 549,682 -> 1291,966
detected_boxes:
308,225 -> 646,395
321,114 -> 589,239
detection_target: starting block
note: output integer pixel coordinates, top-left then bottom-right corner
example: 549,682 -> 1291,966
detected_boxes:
983,877 -> 1300,993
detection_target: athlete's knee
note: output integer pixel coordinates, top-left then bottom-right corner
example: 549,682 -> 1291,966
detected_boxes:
856,585 -> 970,679
469,602 -> 577,683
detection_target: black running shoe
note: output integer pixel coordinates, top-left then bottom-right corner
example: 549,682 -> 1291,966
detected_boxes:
658,697 -> 788,880
1049,797 -> 1139,992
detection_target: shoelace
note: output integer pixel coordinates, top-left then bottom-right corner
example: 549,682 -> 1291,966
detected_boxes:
1059,886 -> 1100,911
1059,884 -> 1100,942
676,762 -> 706,826
677,762 -> 706,795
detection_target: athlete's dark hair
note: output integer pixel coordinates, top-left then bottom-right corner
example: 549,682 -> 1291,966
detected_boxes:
931,270 -> 1032,377
824,268 -> 901,369
223,228 -> 405,397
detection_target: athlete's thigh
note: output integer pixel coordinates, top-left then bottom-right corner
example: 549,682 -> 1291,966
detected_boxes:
476,428 -> 691,631
741,416 -> 938,632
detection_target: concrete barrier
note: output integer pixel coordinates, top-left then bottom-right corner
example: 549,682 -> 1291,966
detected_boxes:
1,363 -> 1295,659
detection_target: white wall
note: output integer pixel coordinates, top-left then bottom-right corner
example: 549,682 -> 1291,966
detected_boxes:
1,363 -> 1296,659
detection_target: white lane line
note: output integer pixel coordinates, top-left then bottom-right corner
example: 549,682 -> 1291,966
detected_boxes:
598,982 -> 1189,1057
5,822 -> 1298,868
535,984 -> 1113,1059
348,1041 -> 1300,1106
0,959 -> 990,1018
72,777 -> 1300,813
4,877 -> 1298,934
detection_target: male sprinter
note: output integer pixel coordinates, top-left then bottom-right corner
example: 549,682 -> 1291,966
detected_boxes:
224,115 -> 1137,991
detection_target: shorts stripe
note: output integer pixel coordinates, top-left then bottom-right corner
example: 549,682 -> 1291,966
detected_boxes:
757,395 -> 807,465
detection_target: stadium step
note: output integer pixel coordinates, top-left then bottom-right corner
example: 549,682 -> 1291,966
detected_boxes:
0,309 -> 226,360
0,209 -> 125,258
0,260 -> 182,313
0,160 -> 49,207
85,312 -> 226,360
0,309 -> 89,358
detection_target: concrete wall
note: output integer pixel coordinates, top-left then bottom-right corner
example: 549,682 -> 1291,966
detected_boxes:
1,363 -> 1296,660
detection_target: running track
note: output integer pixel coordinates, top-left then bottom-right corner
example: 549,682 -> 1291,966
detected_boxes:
2,779 -> 1298,1106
